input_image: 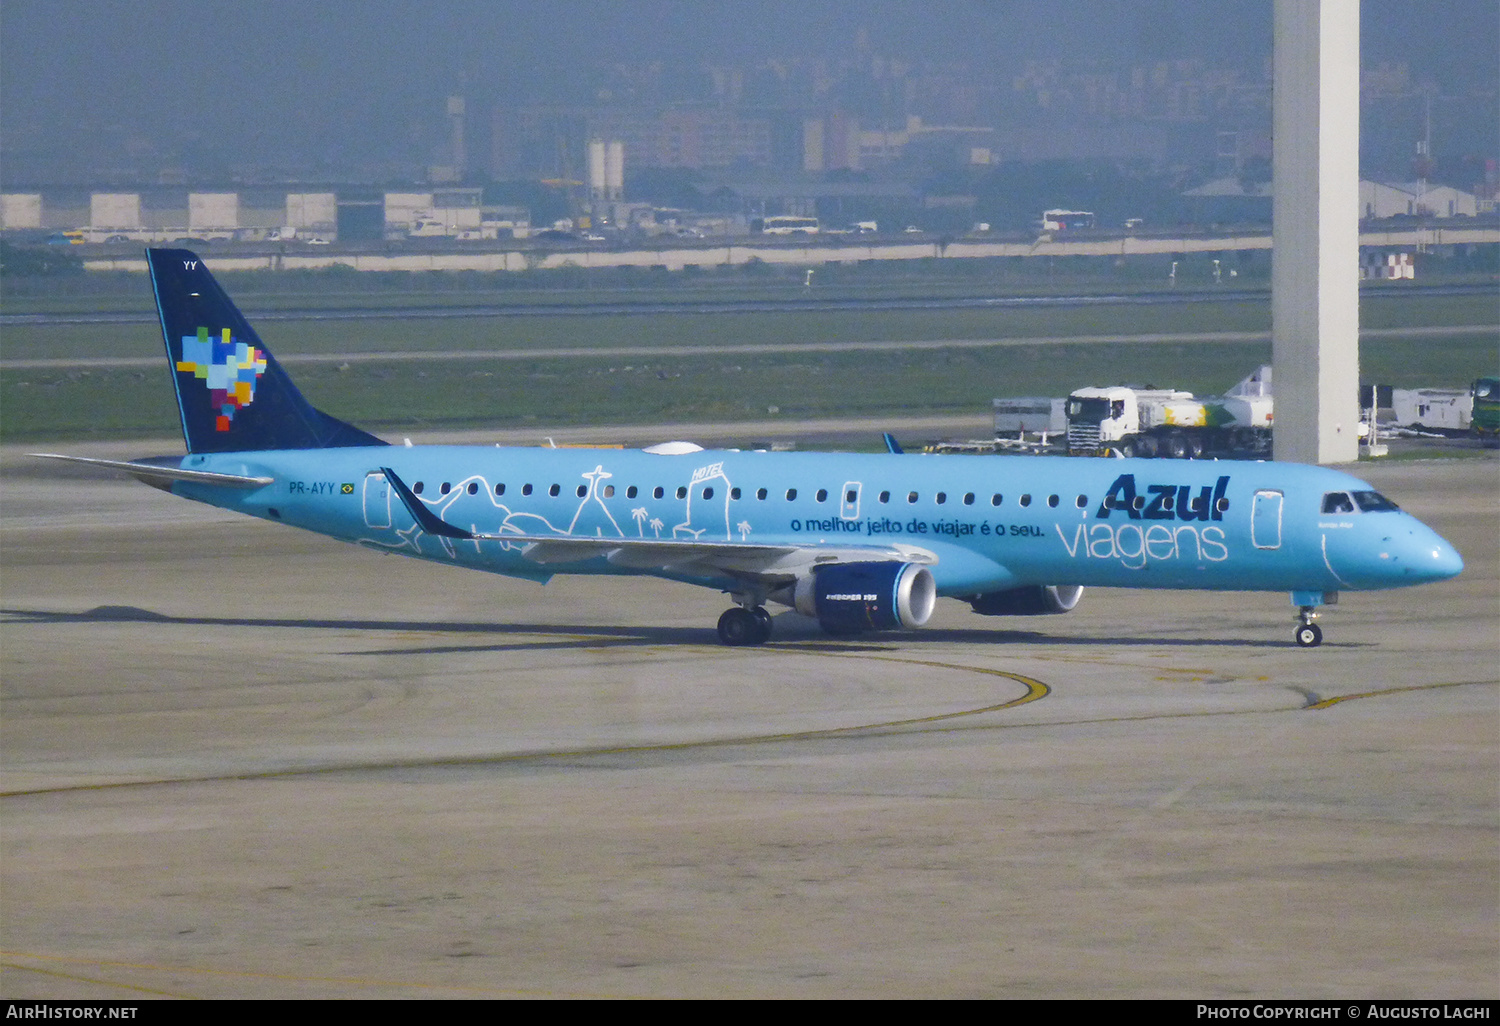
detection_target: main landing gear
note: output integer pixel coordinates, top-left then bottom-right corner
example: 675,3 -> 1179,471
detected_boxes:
717,605 -> 773,646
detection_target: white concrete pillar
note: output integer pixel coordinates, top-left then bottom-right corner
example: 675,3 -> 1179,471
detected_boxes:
1272,0 -> 1361,464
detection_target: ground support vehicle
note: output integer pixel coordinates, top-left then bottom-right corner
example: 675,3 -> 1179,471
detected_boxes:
1472,377 -> 1500,447
1066,367 -> 1274,459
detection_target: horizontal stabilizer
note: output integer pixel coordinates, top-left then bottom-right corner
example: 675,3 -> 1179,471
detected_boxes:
29,453 -> 273,489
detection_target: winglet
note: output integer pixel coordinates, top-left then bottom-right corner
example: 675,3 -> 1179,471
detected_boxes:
883,432 -> 905,455
380,467 -> 474,539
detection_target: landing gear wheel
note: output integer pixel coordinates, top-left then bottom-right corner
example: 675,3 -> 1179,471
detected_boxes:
1294,622 -> 1323,648
753,606 -> 773,641
717,607 -> 769,646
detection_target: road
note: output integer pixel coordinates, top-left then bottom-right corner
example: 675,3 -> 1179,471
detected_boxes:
1,325 -> 1489,371
2,282 -> 1492,328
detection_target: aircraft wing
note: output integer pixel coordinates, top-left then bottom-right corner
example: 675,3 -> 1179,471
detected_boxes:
488,533 -> 936,580
29,453 -> 273,489
380,466 -> 936,582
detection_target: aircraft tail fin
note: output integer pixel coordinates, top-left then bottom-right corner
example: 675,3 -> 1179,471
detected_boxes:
147,248 -> 386,453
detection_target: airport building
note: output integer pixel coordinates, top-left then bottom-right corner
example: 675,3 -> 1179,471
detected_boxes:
0,188 -> 541,243
0,188 -> 338,241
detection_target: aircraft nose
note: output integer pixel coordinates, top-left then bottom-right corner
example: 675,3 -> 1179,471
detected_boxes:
1381,521 -> 1463,583
1423,535 -> 1464,581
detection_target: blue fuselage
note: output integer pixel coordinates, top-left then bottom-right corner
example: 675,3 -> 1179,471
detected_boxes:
169,446 -> 1463,598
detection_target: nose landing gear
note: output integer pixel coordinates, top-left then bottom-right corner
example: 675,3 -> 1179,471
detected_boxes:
1291,590 -> 1335,647
1294,611 -> 1323,647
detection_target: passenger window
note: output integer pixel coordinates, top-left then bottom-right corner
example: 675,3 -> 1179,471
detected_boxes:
604,485 -> 615,498
991,494 -> 1002,506
1047,494 -> 1059,508
1215,497 -> 1229,513
703,487 -> 714,499
1131,496 -> 1145,511
786,488 -> 797,501
468,482 -> 479,495
413,481 -> 425,495
757,488 -> 767,500
549,484 -> 560,497
963,493 -> 975,505
879,491 -> 891,503
935,492 -> 947,505
907,491 -> 919,503
676,486 -> 687,499
577,485 -> 587,497
816,489 -> 827,502
731,487 -> 741,500
495,483 -> 505,496
1075,495 -> 1088,508
626,486 -> 637,498
1019,494 -> 1032,507
653,486 -> 664,499
846,489 -> 858,504
522,483 -> 533,496
440,482 -> 451,495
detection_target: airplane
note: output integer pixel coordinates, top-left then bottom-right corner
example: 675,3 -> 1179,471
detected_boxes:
32,248 -> 1464,649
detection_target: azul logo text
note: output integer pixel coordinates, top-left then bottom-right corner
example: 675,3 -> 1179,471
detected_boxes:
1096,473 -> 1230,522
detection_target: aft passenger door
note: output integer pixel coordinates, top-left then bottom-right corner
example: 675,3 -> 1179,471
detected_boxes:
363,471 -> 392,528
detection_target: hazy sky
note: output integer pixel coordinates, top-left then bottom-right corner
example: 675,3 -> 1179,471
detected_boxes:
2,0 -> 1494,178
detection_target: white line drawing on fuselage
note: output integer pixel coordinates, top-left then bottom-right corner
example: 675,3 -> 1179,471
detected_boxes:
675,462 -> 733,540
567,465 -> 626,537
362,461 -> 733,555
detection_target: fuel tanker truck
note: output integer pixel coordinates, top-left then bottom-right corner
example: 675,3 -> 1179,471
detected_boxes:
1066,366 -> 1274,459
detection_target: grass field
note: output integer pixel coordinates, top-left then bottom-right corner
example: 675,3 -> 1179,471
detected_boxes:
2,292 -> 1493,362
4,334 -> 1495,443
2,286 -> 1494,443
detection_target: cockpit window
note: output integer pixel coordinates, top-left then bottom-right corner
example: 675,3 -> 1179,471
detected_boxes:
1351,490 -> 1400,512
1321,492 -> 1355,514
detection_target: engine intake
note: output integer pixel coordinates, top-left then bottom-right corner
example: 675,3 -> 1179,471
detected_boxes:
793,562 -> 936,635
968,585 -> 1083,616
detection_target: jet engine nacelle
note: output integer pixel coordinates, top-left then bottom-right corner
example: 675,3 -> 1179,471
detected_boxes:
968,584 -> 1084,616
792,562 -> 937,634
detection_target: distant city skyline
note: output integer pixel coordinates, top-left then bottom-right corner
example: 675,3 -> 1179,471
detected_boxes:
2,0 -> 1494,185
